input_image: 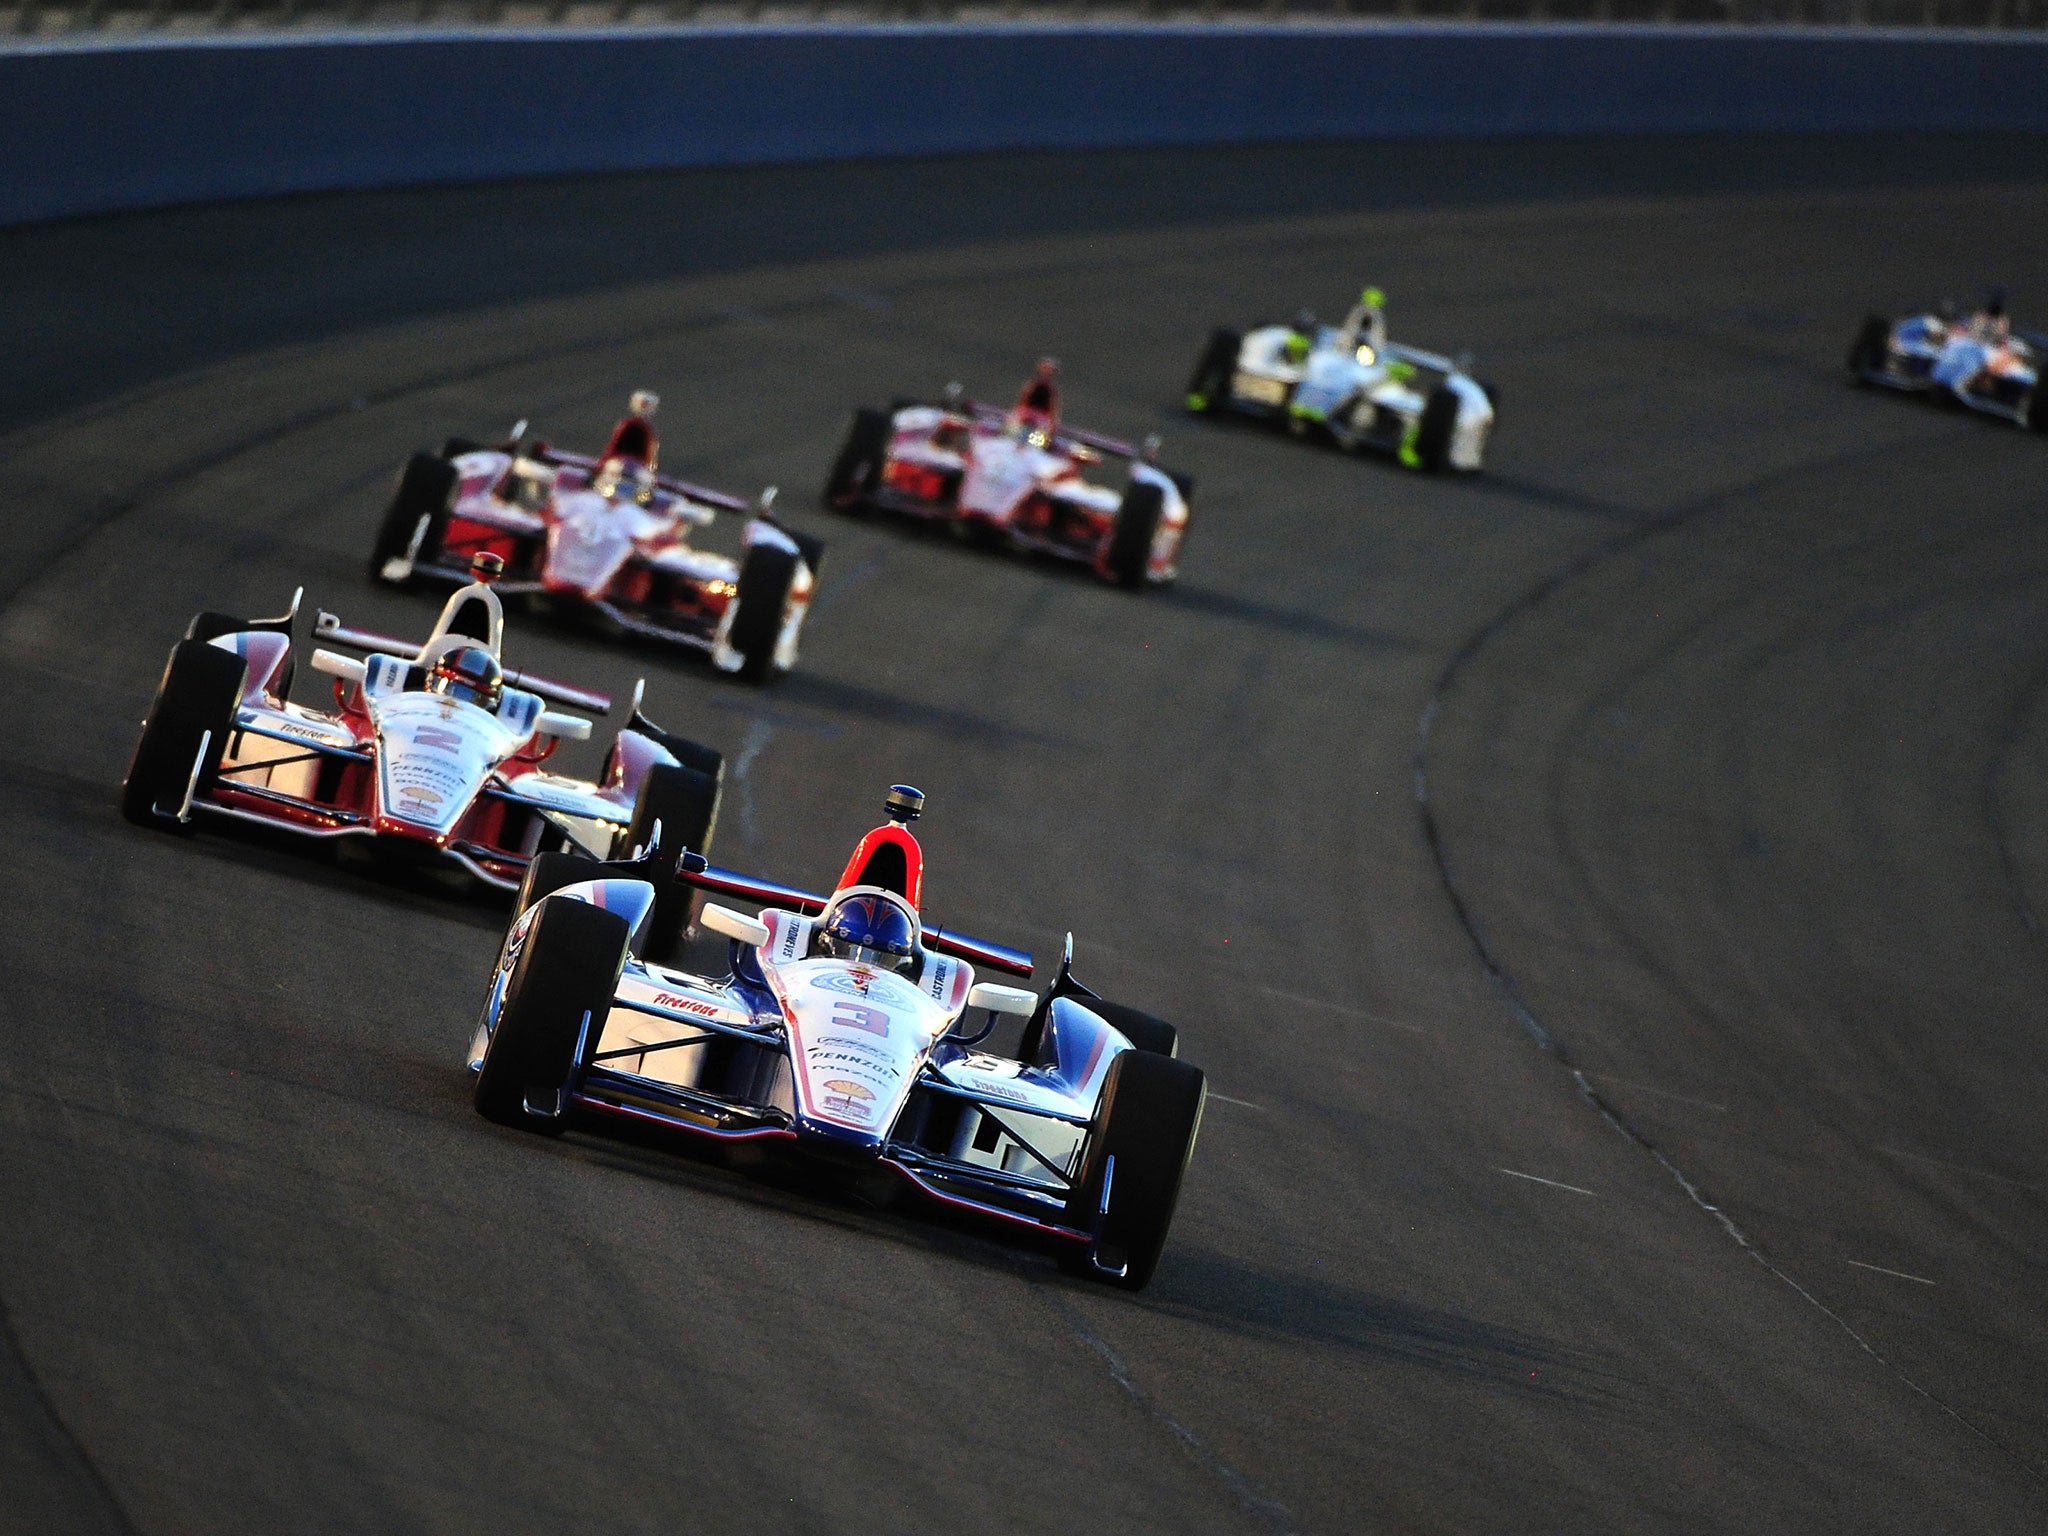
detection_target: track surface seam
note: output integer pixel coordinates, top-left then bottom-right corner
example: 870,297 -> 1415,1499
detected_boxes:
1412,425 -> 2048,1488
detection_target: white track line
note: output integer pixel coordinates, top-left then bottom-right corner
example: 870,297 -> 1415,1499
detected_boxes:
1207,1093 -> 1264,1110
1846,1259 -> 1936,1286
1497,1168 -> 1596,1196
1586,1073 -> 1729,1114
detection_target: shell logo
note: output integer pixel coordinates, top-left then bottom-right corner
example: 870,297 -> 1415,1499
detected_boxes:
820,1079 -> 876,1121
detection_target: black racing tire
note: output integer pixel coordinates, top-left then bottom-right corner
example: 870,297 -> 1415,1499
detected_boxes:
185,610 -> 295,698
1414,384 -> 1461,473
121,639 -> 247,832
1103,481 -> 1166,590
726,543 -> 801,684
2026,389 -> 2048,435
369,453 -> 459,584
1061,1050 -> 1207,1291
1088,1001 -> 1179,1058
513,850 -> 604,917
784,528 -> 827,583
1185,328 -> 1242,413
1848,315 -> 1891,380
823,408 -> 893,510
613,763 -> 720,961
473,897 -> 629,1135
626,722 -> 725,785
441,436 -> 483,460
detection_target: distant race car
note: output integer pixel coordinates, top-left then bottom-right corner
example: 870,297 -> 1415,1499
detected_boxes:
371,393 -> 825,683
121,559 -> 722,957
823,361 -> 1193,588
1849,291 -> 2045,431
1185,287 -> 1497,471
467,784 -> 1208,1290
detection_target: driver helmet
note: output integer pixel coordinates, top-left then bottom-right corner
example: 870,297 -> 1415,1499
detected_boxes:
1285,309 -> 1318,363
817,892 -> 920,973
594,456 -> 653,505
427,644 -> 502,710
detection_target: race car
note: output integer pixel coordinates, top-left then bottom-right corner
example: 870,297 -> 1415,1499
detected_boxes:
467,783 -> 1208,1290
370,392 -> 826,683
1185,287 -> 1497,471
120,556 -> 722,957
822,360 -> 1193,589
1849,290 -> 2045,431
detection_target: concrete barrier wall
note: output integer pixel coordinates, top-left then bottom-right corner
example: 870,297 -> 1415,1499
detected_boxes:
4,23 -> 2046,226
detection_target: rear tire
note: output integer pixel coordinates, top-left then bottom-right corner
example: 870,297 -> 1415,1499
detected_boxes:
1848,315 -> 1891,380
613,763 -> 720,961
1185,328 -> 1241,413
727,543 -> 801,684
1414,384 -> 1460,473
369,453 -> 458,584
824,408 -> 893,510
1088,1001 -> 1178,1058
1061,1050 -> 1206,1291
474,898 -> 629,1135
1103,482 -> 1165,590
121,640 -> 247,832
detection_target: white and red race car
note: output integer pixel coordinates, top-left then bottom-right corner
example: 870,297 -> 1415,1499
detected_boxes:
823,362 -> 1193,589
371,393 -> 824,683
121,559 -> 722,956
469,785 -> 1208,1289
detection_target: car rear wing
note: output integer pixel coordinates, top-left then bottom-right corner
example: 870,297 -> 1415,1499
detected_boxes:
535,446 -> 754,516
959,401 -> 1143,464
310,612 -> 612,714
679,858 -> 1035,978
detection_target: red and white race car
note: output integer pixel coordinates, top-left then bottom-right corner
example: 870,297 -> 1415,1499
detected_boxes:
121,560 -> 723,956
469,785 -> 1209,1289
822,362 -> 1193,588
371,393 -> 824,683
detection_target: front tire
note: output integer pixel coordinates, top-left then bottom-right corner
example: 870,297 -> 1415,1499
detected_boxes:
513,850 -> 604,916
1102,482 -> 1166,590
1848,315 -> 1891,380
121,640 -> 247,831
824,408 -> 893,510
474,898 -> 629,1135
369,453 -> 458,584
612,763 -> 720,961
726,543 -> 801,684
1413,384 -> 1461,473
1062,1050 -> 1206,1290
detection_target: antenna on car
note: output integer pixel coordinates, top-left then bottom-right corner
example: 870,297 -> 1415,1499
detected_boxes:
884,785 -> 924,824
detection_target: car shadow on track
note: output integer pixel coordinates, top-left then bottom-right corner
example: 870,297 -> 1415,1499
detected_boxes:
1131,1247 -> 1625,1407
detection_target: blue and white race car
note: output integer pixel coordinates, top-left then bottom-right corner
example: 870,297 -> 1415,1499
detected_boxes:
466,785 -> 1208,1290
1849,291 -> 2044,431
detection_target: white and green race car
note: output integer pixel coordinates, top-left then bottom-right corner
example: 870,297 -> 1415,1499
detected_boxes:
1185,288 -> 1497,472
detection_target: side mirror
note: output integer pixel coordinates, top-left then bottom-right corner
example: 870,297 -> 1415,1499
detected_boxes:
310,648 -> 366,683
536,710 -> 592,741
702,903 -> 769,947
967,982 -> 1036,1017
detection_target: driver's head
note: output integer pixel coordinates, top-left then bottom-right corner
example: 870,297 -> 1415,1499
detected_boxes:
817,893 -> 919,973
594,456 -> 652,503
427,644 -> 502,710
1293,308 -> 1319,335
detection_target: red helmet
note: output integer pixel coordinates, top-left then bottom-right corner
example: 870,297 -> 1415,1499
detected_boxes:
427,644 -> 502,710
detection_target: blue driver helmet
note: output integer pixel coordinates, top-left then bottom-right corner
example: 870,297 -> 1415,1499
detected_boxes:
819,893 -> 919,973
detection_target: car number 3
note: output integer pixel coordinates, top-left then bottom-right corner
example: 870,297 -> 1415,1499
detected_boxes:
831,1001 -> 889,1038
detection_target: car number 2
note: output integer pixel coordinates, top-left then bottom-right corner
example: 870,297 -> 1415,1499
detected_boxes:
831,1001 -> 889,1038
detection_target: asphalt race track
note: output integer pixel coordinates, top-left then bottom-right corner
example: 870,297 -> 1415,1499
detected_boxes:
2,136 -> 2046,1534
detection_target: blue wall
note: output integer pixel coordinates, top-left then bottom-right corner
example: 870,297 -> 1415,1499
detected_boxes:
4,23 -> 2045,226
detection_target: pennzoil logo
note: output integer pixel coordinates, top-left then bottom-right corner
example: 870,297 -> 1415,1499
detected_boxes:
819,1079 -> 875,1121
